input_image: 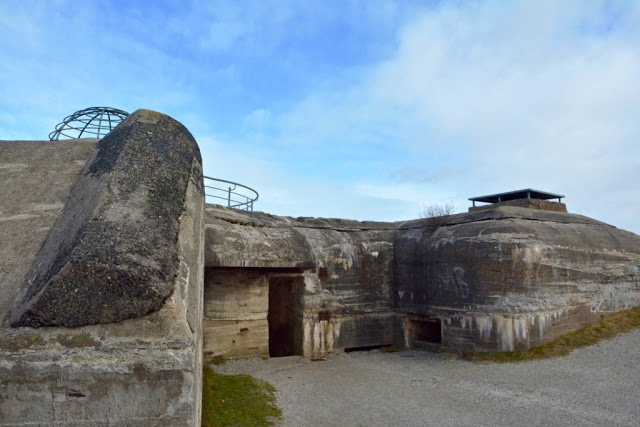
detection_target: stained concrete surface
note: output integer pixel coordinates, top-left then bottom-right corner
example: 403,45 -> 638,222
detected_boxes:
0,139 -> 97,326
0,165 -> 205,425
205,205 -> 398,359
205,204 -> 640,356
213,329 -> 640,426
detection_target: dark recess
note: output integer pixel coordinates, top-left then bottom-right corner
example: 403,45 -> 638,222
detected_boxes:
344,344 -> 391,353
411,319 -> 442,344
268,276 -> 304,357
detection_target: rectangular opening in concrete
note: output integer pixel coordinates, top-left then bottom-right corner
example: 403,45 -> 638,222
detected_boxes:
411,319 -> 442,344
344,344 -> 391,353
268,276 -> 304,357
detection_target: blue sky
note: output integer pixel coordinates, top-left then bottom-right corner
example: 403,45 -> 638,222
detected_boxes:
1,1 -> 639,234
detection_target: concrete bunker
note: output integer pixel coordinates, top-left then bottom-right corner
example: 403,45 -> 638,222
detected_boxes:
203,207 -> 399,359
2,108 -> 640,426
205,200 -> 640,357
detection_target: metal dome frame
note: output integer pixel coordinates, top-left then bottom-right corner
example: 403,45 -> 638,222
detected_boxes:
49,107 -> 129,140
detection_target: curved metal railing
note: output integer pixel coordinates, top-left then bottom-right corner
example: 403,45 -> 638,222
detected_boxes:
204,176 -> 259,211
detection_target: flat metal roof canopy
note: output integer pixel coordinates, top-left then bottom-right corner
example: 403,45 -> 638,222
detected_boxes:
469,188 -> 564,206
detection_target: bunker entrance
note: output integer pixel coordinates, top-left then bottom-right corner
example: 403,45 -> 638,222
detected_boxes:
411,319 -> 442,344
268,276 -> 304,357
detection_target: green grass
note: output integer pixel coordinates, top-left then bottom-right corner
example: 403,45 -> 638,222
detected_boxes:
466,305 -> 640,363
209,356 -> 229,366
202,365 -> 282,427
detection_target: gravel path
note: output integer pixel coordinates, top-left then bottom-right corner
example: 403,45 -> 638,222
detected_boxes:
212,330 -> 640,426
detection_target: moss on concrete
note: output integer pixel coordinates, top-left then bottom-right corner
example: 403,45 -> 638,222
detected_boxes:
57,333 -> 102,349
0,334 -> 45,352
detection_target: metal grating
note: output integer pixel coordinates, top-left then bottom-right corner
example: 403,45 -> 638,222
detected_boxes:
49,107 -> 129,140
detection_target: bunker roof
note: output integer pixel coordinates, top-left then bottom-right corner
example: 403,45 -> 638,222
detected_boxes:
469,188 -> 564,204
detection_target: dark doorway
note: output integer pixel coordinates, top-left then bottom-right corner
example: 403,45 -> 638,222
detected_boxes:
268,276 -> 303,357
411,319 -> 442,344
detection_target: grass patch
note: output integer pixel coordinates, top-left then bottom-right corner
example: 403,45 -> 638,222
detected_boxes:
202,365 -> 282,427
466,306 -> 640,363
209,356 -> 229,366
208,355 -> 269,365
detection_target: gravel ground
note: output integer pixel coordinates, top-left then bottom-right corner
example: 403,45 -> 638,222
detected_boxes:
212,329 -> 640,426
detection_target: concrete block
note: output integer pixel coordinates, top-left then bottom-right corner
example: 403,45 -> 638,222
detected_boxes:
10,110 -> 203,328
203,319 -> 269,359
204,269 -> 268,320
0,110 -> 205,426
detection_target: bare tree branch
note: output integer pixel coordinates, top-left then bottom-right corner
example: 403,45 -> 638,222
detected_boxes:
419,202 -> 455,228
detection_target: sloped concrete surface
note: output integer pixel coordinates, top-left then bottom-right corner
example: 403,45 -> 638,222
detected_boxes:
214,329 -> 640,426
205,205 -> 394,269
10,109 -> 203,327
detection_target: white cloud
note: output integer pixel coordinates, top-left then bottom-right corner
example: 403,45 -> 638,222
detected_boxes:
233,1 -> 640,232
2,1 -> 638,232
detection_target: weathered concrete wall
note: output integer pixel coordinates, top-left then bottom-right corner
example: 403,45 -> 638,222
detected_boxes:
394,206 -> 640,351
0,110 -> 205,426
203,269 -> 270,359
204,206 -> 399,358
204,204 -> 640,357
0,139 -> 98,327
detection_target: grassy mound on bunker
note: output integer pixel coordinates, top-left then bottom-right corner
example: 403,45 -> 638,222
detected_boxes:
467,305 -> 640,363
202,365 -> 282,427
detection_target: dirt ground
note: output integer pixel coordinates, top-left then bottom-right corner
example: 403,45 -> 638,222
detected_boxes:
213,329 -> 640,426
